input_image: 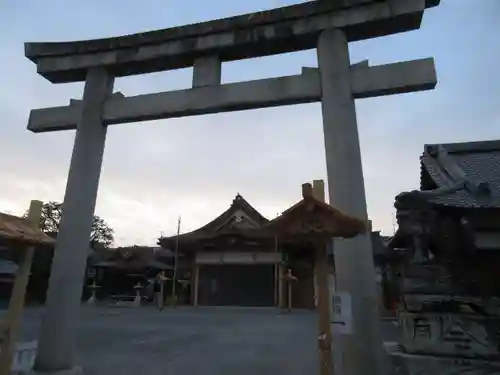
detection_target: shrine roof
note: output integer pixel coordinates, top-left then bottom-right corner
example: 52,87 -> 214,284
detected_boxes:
417,140 -> 500,209
0,212 -> 55,247
158,194 -> 270,247
264,183 -> 367,239
91,246 -> 173,270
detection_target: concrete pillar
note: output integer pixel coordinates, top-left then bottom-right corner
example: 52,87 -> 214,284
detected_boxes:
34,68 -> 114,374
317,28 -> 384,375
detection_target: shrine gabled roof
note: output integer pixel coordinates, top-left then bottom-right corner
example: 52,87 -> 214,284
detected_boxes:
417,140 -> 500,209
264,183 -> 367,239
158,194 -> 270,245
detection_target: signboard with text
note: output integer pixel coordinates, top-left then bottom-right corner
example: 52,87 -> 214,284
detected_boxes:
331,291 -> 353,335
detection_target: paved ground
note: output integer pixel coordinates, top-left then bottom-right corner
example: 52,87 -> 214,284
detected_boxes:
11,306 -> 400,375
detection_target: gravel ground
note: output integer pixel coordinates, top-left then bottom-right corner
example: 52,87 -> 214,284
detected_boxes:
9,306 -> 401,375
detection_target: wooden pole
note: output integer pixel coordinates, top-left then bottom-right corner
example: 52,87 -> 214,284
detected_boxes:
278,263 -> 284,309
287,274 -> 292,312
313,269 -> 319,308
193,265 -> 199,306
170,216 -> 181,306
315,242 -> 333,375
274,236 -> 279,307
274,263 -> 278,307
158,274 -> 165,310
0,200 -> 43,375
312,180 -> 333,375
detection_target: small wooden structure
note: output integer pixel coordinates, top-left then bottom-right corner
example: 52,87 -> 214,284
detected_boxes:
0,201 -> 54,375
264,182 -> 367,375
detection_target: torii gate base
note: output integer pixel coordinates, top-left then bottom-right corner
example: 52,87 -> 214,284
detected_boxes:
24,1 -> 439,374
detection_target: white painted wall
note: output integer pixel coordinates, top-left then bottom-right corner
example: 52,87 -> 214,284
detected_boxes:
195,251 -> 282,265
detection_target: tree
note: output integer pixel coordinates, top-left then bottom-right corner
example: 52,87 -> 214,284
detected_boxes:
90,216 -> 114,248
26,201 -> 114,248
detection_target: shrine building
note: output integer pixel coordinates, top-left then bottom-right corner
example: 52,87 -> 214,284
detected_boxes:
158,194 -> 319,309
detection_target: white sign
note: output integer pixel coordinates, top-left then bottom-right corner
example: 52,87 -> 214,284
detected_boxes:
331,292 -> 353,335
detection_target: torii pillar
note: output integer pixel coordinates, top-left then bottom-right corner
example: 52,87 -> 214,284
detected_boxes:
318,29 -> 385,375
34,68 -> 114,375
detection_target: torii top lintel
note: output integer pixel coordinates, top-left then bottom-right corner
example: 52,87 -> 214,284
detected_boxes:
25,0 -> 439,83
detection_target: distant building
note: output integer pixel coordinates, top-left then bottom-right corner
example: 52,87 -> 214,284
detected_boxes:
89,245 -> 175,301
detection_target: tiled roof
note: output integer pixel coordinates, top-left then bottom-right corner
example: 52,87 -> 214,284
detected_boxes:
419,140 -> 500,209
158,194 -> 270,245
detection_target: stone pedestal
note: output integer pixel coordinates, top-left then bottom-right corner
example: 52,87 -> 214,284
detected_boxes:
387,262 -> 500,375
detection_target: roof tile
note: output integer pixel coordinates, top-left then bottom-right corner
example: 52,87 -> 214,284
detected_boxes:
420,140 -> 500,208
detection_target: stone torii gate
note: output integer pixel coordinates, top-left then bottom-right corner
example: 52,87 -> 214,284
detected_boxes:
24,1 -> 439,374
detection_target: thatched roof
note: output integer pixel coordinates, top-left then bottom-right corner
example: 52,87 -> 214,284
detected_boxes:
0,212 -> 55,246
264,183 -> 367,240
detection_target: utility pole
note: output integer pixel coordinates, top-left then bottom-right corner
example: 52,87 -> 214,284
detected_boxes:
170,216 -> 181,305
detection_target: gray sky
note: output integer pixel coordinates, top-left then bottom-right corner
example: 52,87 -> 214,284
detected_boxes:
1,0 -> 499,246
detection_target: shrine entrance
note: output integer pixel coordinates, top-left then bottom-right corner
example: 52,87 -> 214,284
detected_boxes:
23,1 -> 439,374
198,264 -> 275,307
